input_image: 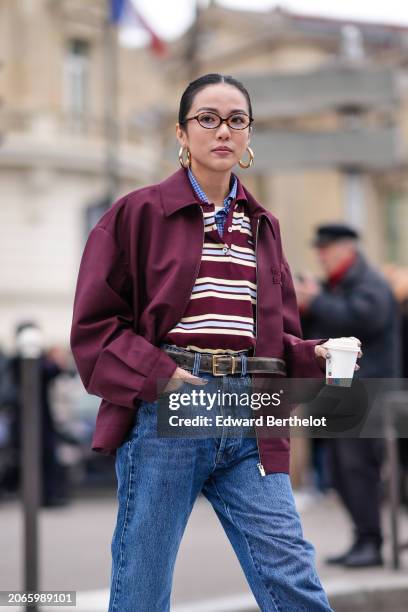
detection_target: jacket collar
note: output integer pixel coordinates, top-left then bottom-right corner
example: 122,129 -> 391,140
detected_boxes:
159,168 -> 273,229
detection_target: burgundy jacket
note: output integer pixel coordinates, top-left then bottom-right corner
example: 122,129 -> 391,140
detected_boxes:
70,168 -> 323,474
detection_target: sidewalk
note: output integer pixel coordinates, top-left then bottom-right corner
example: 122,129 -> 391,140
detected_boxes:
1,489 -> 407,611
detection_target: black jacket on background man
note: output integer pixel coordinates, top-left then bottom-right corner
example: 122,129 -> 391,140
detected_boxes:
302,252 -> 401,379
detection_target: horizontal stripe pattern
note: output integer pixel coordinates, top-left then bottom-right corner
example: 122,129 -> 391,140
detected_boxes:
181,345 -> 250,355
169,327 -> 253,337
164,194 -> 257,353
189,291 -> 256,304
204,209 -> 253,236
202,243 -> 256,268
171,314 -> 254,334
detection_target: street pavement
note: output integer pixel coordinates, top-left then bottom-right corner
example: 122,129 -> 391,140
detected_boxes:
1,487 -> 408,611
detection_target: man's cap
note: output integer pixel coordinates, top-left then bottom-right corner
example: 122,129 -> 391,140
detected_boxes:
312,223 -> 360,247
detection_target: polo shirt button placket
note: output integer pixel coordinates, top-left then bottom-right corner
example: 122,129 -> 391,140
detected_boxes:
223,198 -> 235,247
223,222 -> 232,249
223,220 -> 232,249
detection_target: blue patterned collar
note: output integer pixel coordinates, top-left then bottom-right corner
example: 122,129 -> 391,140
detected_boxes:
187,167 -> 237,207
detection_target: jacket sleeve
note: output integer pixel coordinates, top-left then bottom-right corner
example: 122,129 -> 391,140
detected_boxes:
70,226 -> 177,408
281,256 -> 326,378
307,284 -> 391,340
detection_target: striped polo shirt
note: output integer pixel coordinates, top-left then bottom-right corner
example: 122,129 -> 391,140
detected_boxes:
163,170 -> 257,354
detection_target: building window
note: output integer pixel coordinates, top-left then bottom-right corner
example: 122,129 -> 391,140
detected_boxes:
63,39 -> 90,132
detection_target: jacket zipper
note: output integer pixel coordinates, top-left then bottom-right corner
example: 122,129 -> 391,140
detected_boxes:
254,217 -> 266,477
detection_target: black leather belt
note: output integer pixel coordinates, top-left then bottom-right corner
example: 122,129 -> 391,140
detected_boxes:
163,346 -> 287,377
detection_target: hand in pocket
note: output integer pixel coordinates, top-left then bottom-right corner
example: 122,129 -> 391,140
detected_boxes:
163,366 -> 208,394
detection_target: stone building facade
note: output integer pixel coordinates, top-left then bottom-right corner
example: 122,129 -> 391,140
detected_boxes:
0,0 -> 166,348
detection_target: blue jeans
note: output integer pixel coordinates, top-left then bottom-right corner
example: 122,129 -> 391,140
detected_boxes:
108,370 -> 333,612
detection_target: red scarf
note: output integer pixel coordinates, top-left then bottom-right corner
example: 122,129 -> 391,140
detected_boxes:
328,253 -> 357,289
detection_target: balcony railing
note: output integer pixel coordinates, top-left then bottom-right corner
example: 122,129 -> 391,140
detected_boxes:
1,110 -> 144,145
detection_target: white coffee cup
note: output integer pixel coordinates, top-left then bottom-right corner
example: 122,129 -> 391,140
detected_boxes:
323,337 -> 360,387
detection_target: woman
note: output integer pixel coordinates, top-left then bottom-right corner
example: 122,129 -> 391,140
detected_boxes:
71,73 -> 351,611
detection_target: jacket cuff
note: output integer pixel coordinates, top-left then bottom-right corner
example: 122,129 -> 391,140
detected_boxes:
139,348 -> 178,402
287,339 -> 327,378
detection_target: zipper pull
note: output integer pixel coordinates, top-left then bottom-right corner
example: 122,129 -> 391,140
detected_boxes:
257,462 -> 266,477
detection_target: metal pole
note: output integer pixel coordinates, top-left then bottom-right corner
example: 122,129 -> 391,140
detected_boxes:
19,330 -> 43,612
104,6 -> 120,205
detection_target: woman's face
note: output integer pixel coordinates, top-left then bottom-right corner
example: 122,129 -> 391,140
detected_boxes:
176,83 -> 251,174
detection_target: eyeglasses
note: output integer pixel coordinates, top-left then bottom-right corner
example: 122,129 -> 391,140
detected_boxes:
183,111 -> 253,130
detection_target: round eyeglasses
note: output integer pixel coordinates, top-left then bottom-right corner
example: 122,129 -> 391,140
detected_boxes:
183,111 -> 253,130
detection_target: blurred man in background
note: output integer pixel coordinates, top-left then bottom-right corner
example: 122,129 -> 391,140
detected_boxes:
295,223 -> 401,568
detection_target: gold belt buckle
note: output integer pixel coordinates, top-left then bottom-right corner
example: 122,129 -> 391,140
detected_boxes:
212,354 -> 236,376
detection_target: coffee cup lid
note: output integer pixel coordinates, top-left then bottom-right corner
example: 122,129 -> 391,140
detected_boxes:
324,337 -> 360,352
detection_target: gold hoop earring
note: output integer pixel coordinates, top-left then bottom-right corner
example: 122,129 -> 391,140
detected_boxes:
178,146 -> 191,168
238,146 -> 254,169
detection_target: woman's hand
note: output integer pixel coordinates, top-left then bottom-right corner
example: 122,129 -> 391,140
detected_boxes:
314,339 -> 363,372
163,366 -> 208,394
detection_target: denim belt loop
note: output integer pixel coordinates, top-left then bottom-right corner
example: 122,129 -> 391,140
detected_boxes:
240,354 -> 248,377
192,352 -> 201,376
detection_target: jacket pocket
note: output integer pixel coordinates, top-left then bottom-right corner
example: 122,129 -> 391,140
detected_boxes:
271,268 -> 282,285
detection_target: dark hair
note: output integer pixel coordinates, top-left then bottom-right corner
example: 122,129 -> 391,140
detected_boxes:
178,73 -> 253,126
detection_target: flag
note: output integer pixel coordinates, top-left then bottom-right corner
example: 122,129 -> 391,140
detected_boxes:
110,0 -> 167,56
